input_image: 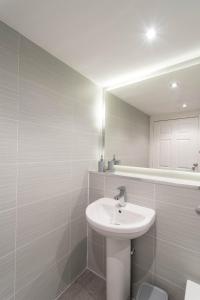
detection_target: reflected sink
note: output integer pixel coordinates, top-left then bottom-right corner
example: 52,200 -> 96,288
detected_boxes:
86,197 -> 155,239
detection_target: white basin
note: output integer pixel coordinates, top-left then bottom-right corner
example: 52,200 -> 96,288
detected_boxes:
86,197 -> 155,239
86,197 -> 156,300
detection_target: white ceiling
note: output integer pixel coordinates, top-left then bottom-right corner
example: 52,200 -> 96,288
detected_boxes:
0,0 -> 200,88
0,0 -> 200,115
110,63 -> 200,116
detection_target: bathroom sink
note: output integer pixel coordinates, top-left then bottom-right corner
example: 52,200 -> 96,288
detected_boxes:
86,197 -> 155,239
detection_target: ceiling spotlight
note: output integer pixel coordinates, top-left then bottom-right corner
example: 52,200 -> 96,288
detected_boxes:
146,27 -> 157,41
171,82 -> 178,89
182,103 -> 187,108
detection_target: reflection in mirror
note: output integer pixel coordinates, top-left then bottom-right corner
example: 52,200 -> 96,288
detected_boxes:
105,91 -> 150,167
105,61 -> 200,172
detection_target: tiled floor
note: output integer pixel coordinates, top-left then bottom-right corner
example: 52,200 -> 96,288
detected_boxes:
58,269 -> 106,300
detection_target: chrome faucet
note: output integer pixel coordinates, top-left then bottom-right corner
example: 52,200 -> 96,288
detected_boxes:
114,186 -> 127,207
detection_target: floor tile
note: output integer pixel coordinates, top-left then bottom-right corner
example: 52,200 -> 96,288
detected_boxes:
58,269 -> 106,300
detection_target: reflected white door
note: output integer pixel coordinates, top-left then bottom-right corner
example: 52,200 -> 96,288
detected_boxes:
153,117 -> 199,171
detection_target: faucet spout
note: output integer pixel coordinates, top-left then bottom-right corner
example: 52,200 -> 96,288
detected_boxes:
114,186 -> 127,207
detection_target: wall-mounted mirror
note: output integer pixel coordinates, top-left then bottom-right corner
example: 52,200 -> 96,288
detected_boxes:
104,60 -> 200,172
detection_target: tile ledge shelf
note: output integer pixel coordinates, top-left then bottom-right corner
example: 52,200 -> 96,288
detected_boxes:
90,165 -> 200,189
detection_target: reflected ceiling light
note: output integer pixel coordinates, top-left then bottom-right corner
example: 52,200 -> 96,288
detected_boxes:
146,27 -> 157,41
105,53 -> 200,91
171,82 -> 178,89
182,103 -> 187,108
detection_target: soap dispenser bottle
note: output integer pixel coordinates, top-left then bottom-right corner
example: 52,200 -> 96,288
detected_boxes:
98,155 -> 104,172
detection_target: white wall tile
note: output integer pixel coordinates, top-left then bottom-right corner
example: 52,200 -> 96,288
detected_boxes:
19,79 -> 73,129
15,254 -> 70,300
156,184 -> 200,208
16,225 -> 70,292
156,200 -> 200,252
18,162 -> 71,206
0,71 -> 19,120
88,240 -> 105,278
0,252 -> 15,300
18,121 -> 73,163
0,118 -> 18,164
17,194 -> 70,248
0,209 -> 16,257
155,239 -> 200,289
0,164 -> 17,211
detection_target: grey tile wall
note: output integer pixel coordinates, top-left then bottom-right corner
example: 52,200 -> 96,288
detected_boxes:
105,92 -> 150,166
0,20 -> 102,300
89,172 -> 200,300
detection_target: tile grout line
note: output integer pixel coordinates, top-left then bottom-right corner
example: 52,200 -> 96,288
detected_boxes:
87,267 -> 106,281
54,267 -> 87,300
15,221 -> 70,253
13,33 -> 21,300
15,251 -> 71,297
86,171 -> 90,270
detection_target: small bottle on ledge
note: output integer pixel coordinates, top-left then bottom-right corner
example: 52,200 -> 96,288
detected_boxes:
98,155 -> 105,172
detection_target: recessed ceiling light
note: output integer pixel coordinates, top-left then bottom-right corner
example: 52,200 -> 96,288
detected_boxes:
171,82 -> 178,89
146,27 -> 157,41
182,103 -> 187,108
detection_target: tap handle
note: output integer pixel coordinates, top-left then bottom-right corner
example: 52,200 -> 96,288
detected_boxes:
117,186 -> 126,192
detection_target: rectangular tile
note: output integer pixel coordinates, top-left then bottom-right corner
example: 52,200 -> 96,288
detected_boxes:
130,193 -> 155,210
0,24 -> 19,74
69,217 -> 87,281
70,217 -> 87,252
72,132 -> 100,161
18,121 -> 72,162
20,37 -> 100,104
17,194 -> 70,248
132,181 -> 155,202
89,188 -> 104,204
0,70 -> 19,120
156,200 -> 200,252
19,79 -> 73,129
18,162 -> 71,206
70,238 -> 87,282
15,254 -> 70,300
58,270 -> 106,300
70,188 -> 88,222
155,239 -> 200,289
133,234 -> 155,273
88,227 -> 105,247
0,208 -> 16,257
71,160 -> 93,190
16,225 -> 70,291
0,252 -> 15,299
73,101 -> 100,134
20,37 -> 68,94
0,20 -> 19,54
153,275 -> 185,300
89,173 -> 105,190
156,184 -> 200,208
106,114 -> 133,141
88,240 -> 105,278
0,118 -> 18,164
0,164 -> 17,211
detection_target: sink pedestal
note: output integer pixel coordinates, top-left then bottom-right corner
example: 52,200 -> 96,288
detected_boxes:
106,238 -> 131,300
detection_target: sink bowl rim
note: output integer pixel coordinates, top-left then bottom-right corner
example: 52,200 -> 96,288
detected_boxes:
86,197 -> 155,237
